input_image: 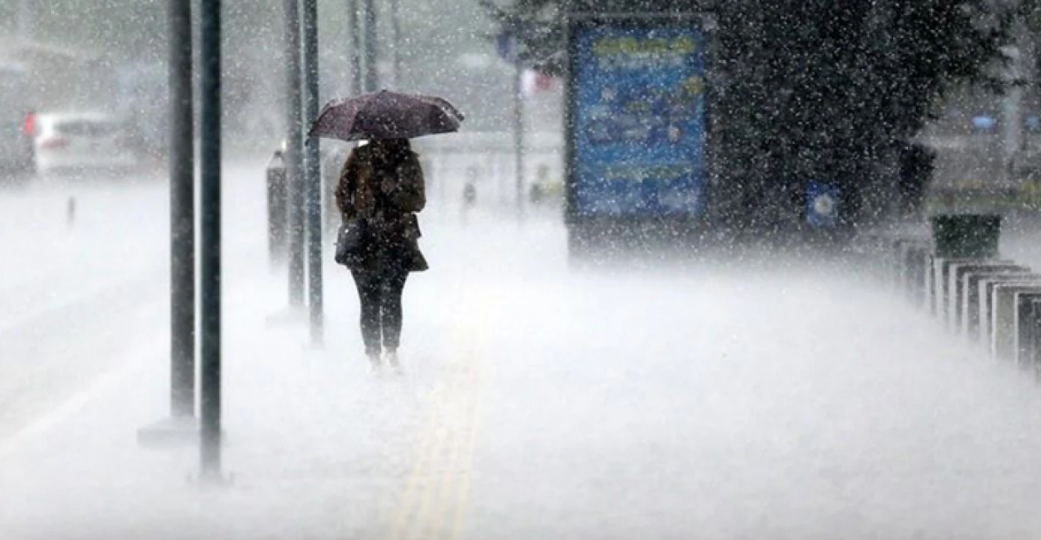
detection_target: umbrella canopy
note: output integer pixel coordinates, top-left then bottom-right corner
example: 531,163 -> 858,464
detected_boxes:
308,90 -> 464,142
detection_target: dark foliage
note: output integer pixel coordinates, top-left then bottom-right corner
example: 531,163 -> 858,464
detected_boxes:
483,0 -> 1013,234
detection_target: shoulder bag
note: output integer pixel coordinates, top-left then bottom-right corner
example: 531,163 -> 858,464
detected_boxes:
334,218 -> 372,266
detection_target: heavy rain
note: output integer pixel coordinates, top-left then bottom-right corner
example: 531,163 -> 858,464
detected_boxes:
4,0 -> 1041,538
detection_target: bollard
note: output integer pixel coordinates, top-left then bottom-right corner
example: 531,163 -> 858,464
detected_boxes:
1022,298 -> 1040,371
1014,292 -> 1041,368
933,258 -> 977,324
990,282 -> 1041,360
961,265 -> 1030,341
1029,299 -> 1041,378
891,237 -> 916,291
898,238 -> 928,297
906,244 -> 932,308
947,260 -> 1014,333
924,252 -> 937,316
267,149 -> 288,268
979,275 -> 1041,348
930,257 -> 947,318
886,236 -> 929,297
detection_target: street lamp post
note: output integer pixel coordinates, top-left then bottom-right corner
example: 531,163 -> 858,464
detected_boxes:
199,0 -> 224,482
390,0 -> 401,87
514,57 -> 525,222
169,0 -> 196,420
16,0 -> 32,43
136,0 -> 198,449
284,0 -> 306,308
363,0 -> 378,91
302,0 -> 324,344
348,0 -> 362,95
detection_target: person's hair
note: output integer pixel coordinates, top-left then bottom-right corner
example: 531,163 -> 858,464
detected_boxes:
388,138 -> 411,151
371,138 -> 411,171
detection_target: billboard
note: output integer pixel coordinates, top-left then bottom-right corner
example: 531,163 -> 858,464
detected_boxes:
568,19 -> 706,219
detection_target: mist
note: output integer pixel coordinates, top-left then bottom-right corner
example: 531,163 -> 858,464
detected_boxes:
4,1 -> 1041,538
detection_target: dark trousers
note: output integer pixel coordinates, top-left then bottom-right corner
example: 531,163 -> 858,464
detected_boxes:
350,268 -> 409,356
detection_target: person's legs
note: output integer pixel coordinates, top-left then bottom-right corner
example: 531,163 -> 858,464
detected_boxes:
351,269 -> 382,365
379,268 -> 410,357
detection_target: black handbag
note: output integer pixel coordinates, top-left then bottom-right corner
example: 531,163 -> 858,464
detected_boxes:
334,218 -> 371,266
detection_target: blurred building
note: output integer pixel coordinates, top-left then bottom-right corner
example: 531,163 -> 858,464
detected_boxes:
0,38 -> 110,112
918,21 -> 1041,203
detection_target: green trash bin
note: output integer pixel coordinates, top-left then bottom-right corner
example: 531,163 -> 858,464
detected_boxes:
930,214 -> 1001,259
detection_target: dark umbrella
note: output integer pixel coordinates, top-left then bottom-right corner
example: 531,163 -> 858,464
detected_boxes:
308,90 -> 464,142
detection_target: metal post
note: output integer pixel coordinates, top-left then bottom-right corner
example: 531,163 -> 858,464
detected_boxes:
16,0 -> 32,44
170,0 -> 195,419
199,0 -> 223,481
348,0 -> 362,95
284,0 -> 306,307
363,0 -> 378,92
302,0 -> 324,344
390,0 -> 401,87
1003,18 -> 1027,185
513,61 -> 525,221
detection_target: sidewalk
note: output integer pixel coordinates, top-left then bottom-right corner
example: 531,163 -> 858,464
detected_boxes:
5,202 -> 1041,538
0,202 -> 568,539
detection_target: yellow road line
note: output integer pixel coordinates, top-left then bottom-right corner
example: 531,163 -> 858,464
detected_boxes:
418,354 -> 473,538
449,354 -> 487,540
413,407 -> 453,537
428,342 -> 482,538
445,291 -> 498,540
386,320 -> 468,538
388,383 -> 443,539
386,288 -> 498,540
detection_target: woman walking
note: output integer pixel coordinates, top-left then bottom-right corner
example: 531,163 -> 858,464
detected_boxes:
335,138 -> 427,373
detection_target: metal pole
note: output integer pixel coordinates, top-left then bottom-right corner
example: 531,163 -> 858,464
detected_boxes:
284,0 -> 306,307
390,0 -> 401,88
169,0 -> 195,419
199,0 -> 223,481
302,0 -> 324,344
363,0 -> 378,92
513,61 -> 525,221
1003,17 -> 1027,186
348,0 -> 362,95
16,0 -> 32,44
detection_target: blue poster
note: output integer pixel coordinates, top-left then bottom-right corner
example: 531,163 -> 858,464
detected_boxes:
571,23 -> 706,217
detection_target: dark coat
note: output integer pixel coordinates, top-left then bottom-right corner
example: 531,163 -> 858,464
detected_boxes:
335,143 -> 428,272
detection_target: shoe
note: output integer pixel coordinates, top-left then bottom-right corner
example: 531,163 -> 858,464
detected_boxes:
367,353 -> 382,374
385,349 -> 402,375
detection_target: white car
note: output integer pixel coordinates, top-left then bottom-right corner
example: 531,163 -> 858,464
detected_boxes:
34,112 -> 137,175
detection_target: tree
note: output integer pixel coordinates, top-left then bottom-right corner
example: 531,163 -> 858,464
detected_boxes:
483,0 -> 1013,235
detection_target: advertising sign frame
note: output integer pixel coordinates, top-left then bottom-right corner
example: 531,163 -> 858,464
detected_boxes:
565,12 -> 708,233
